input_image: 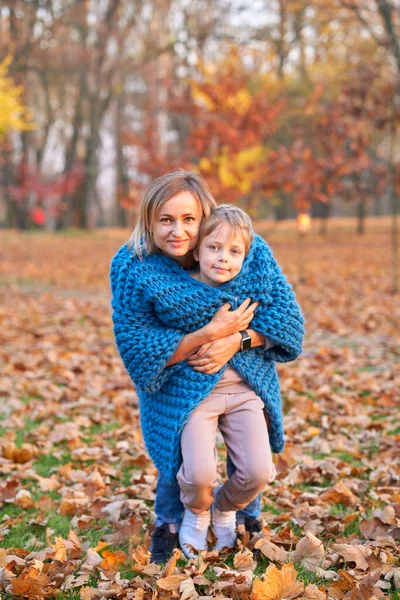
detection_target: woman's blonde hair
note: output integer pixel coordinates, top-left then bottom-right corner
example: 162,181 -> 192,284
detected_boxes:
197,204 -> 254,254
129,170 -> 217,257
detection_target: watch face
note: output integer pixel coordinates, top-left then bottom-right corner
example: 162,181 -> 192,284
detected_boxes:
240,332 -> 251,351
242,336 -> 251,351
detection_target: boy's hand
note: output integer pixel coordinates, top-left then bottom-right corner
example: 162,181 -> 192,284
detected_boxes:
188,333 -> 242,374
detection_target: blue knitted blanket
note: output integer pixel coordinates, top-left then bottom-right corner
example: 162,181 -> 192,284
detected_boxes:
110,234 -> 304,481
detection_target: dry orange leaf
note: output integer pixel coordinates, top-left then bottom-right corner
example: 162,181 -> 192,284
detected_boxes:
163,547 -> 182,576
92,540 -> 109,553
51,536 -> 68,562
131,544 -> 150,566
320,481 -> 359,506
251,562 -> 304,600
233,547 -> 257,571
80,587 -> 100,600
100,549 -> 126,572
59,497 -> 79,516
303,583 -> 328,599
254,539 -> 289,564
15,489 -> 34,509
11,572 -> 50,599
335,544 -> 372,571
157,574 -> 189,591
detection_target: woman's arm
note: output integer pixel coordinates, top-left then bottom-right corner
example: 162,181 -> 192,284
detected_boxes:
166,300 -> 259,367
165,324 -> 216,366
187,328 -> 268,374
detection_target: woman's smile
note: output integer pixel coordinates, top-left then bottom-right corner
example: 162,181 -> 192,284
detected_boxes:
168,239 -> 189,245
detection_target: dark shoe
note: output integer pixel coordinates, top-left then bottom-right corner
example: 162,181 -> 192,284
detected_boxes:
150,524 -> 179,564
244,517 -> 262,536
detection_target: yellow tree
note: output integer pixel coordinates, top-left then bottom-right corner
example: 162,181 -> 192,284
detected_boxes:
0,57 -> 34,139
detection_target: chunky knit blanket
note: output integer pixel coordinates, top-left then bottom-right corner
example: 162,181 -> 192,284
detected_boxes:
110,234 -> 304,481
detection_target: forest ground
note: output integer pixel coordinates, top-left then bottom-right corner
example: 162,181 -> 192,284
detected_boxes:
0,217 -> 399,600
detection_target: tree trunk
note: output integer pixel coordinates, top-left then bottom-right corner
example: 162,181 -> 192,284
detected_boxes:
61,71 -> 88,229
388,80 -> 399,294
81,112 -> 102,229
115,94 -> 129,227
374,194 -> 382,215
276,0 -> 287,79
2,143 -> 16,228
357,197 -> 366,235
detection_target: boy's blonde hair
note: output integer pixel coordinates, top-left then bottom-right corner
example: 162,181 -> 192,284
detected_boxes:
197,204 -> 254,254
129,170 -> 217,257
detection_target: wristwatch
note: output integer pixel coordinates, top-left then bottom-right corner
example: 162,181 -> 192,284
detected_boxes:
239,330 -> 251,351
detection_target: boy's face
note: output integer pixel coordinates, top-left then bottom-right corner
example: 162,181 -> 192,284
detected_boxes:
194,221 -> 246,287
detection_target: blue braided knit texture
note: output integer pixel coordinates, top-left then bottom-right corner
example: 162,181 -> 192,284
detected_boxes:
110,235 -> 304,481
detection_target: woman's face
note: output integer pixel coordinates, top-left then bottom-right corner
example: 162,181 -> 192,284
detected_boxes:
153,191 -> 203,265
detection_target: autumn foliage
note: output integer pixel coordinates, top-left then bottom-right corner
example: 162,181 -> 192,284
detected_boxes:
0,223 -> 399,598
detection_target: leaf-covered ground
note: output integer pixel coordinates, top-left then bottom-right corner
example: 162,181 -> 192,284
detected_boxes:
0,220 -> 399,600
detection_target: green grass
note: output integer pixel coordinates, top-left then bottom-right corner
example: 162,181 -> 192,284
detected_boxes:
358,365 -> 378,373
262,502 -> 282,515
364,439 -> 380,456
20,395 -> 42,405
333,451 -> 363,466
32,451 -> 73,477
387,425 -> 400,435
81,419 -> 120,442
77,518 -> 114,547
0,505 -> 118,553
343,519 -> 362,537
31,489 -> 61,502
0,508 -> 72,551
296,478 -> 332,491
55,591 -> 82,600
294,564 -> 331,586
330,503 -> 350,516
358,390 -> 372,398
14,417 -> 43,447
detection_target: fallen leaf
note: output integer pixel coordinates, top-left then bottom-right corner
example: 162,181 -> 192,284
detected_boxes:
15,489 -> 34,509
294,533 -> 325,572
320,481 -> 359,506
80,548 -> 103,572
163,548 -> 182,576
100,549 -> 126,573
157,574 -> 189,591
233,547 -> 257,571
303,583 -> 327,599
180,577 -> 199,600
251,562 -> 304,600
335,544 -> 372,571
254,539 -> 289,564
11,572 -> 50,599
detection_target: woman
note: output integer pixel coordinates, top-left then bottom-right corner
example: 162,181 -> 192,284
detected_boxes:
110,170 -> 304,562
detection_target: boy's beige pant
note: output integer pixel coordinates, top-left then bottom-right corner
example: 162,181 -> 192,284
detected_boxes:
177,367 -> 276,514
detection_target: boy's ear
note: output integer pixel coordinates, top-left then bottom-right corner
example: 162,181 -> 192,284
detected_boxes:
193,247 -> 199,261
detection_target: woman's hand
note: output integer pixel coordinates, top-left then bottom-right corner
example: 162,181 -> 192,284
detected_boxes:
207,299 -> 258,340
188,333 -> 241,374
